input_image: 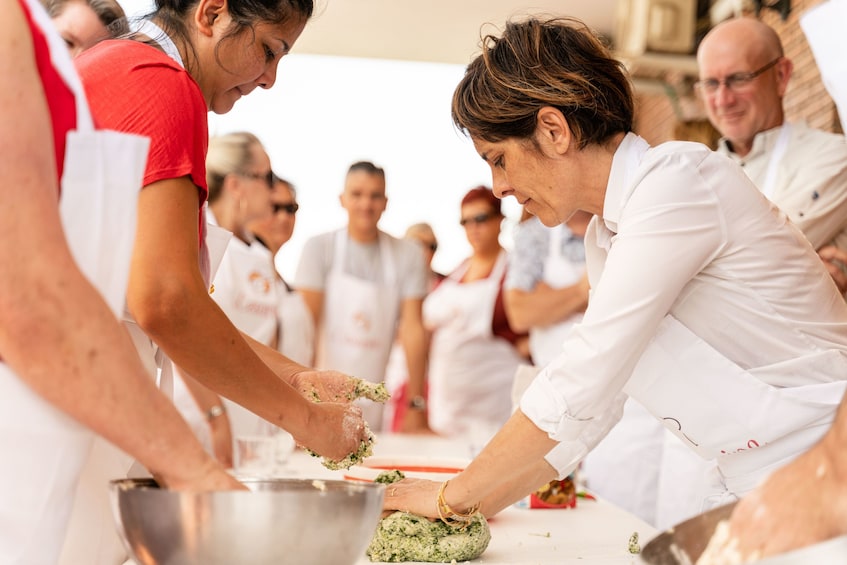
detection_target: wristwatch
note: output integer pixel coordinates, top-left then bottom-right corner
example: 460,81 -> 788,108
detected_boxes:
408,395 -> 427,410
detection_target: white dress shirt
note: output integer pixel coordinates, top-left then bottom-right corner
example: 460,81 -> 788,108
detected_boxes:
522,134 -> 847,459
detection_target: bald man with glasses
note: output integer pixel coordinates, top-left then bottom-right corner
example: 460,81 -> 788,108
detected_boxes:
697,17 -> 847,293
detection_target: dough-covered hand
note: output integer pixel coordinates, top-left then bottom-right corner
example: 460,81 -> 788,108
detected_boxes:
723,437 -> 847,560
292,371 -> 390,404
297,401 -> 369,463
291,370 -> 358,403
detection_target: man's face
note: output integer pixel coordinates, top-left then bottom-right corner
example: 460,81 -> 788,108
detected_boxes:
340,170 -> 387,231
697,43 -> 787,154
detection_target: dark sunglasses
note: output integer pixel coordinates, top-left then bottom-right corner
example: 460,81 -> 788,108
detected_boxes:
460,212 -> 496,227
273,202 -> 299,215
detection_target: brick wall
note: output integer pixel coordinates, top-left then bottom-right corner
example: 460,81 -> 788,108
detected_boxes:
633,0 -> 841,144
760,0 -> 840,132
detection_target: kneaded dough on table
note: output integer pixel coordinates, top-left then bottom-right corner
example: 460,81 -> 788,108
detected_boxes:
367,511 -> 491,563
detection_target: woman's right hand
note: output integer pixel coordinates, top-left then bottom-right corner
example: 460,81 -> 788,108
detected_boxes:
296,402 -> 368,462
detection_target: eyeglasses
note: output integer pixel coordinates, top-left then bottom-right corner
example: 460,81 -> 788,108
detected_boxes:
238,170 -> 274,189
460,212 -> 497,227
272,202 -> 299,215
694,57 -> 782,96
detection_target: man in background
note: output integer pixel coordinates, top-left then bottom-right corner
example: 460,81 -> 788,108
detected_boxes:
295,161 -> 429,431
697,17 -> 847,292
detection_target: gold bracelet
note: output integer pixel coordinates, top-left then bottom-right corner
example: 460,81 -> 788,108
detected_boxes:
436,480 -> 480,529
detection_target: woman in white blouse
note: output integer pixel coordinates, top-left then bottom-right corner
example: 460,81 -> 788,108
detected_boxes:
384,17 -> 847,561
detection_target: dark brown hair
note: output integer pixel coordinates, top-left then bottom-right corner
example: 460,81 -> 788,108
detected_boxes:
347,160 -> 385,179
452,17 -> 633,150
149,0 -> 313,75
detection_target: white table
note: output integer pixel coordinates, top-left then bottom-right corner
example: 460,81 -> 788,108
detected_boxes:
276,433 -> 657,565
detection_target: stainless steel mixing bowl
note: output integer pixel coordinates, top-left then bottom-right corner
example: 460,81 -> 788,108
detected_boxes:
110,477 -> 385,565
640,501 -> 736,564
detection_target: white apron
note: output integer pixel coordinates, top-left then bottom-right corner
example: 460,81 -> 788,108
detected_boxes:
0,2 -> 148,562
528,225 -> 585,367
425,251 -> 524,438
625,314 -> 847,504
315,230 -> 400,430
277,280 -> 315,367
211,236 -> 279,349
578,398 -> 665,526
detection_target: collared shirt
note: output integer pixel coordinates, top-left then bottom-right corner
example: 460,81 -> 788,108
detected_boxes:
718,121 -> 847,251
505,216 -> 586,292
521,133 -> 847,444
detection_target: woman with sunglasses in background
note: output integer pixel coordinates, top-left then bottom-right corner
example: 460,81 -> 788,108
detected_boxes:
422,186 -> 529,441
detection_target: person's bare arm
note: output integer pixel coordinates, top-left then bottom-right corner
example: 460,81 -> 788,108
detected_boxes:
127,178 -> 366,460
478,459 -> 558,517
396,297 -> 432,433
177,371 -> 233,468
240,331 -> 358,402
727,391 -> 847,560
298,288 -> 324,329
504,273 -> 589,332
0,3 -> 238,491
384,410 -> 557,517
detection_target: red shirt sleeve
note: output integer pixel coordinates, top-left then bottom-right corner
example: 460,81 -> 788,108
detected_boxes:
75,40 -> 209,204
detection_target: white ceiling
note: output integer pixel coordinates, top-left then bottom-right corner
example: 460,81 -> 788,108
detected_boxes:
293,0 -> 620,65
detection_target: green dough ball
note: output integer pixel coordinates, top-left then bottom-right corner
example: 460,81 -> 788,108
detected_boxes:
367,511 -> 491,563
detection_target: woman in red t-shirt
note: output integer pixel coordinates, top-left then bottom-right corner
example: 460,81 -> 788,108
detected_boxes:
75,0 -> 368,468
0,0 -> 240,562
